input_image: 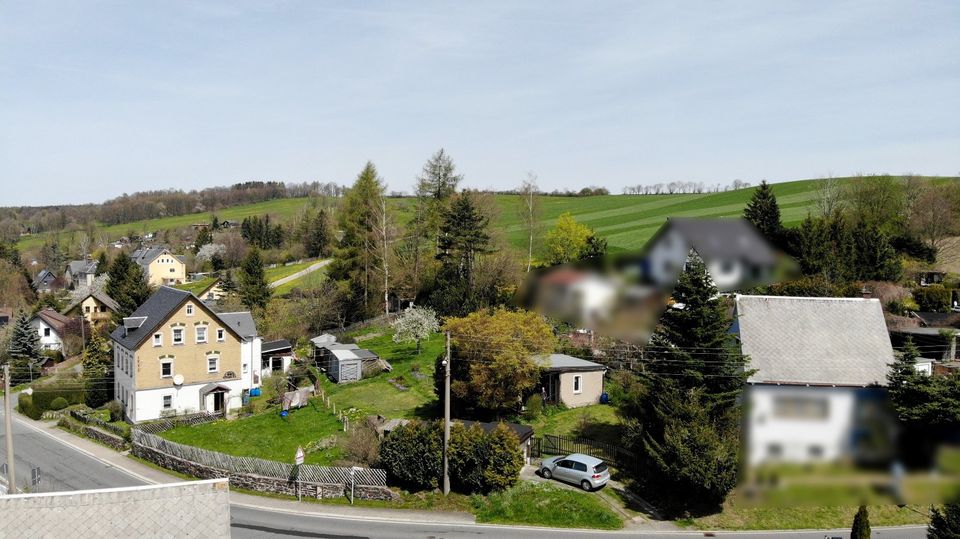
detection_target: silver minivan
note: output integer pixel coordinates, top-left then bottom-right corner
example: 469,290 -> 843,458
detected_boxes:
539,453 -> 610,491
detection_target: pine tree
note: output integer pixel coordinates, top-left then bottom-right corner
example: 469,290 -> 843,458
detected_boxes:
94,251 -> 109,276
193,226 -> 213,254
303,208 -> 333,258
887,338 -> 939,424
211,215 -> 220,231
82,331 -> 114,408
851,505 -> 870,539
928,498 -> 960,539
743,180 -> 783,241
853,221 -> 902,282
238,248 -> 271,311
6,311 -> 41,385
429,191 -> 492,315
328,162 -> 388,319
106,252 -> 152,322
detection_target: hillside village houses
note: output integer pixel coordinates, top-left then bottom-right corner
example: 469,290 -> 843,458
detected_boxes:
62,289 -> 120,328
131,247 -> 187,287
65,259 -> 98,289
110,286 -> 263,422
733,294 -> 896,466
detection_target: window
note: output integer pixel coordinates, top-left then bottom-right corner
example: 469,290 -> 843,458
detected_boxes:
172,328 -> 184,345
261,358 -> 270,370
153,333 -> 162,347
573,462 -> 588,472
162,395 -> 172,409
207,356 -> 219,373
242,363 -> 248,374
808,445 -> 824,459
160,361 -> 173,378
217,329 -> 225,342
169,268 -> 175,273
557,460 -> 574,469
186,304 -> 194,316
767,443 -> 783,459
196,326 -> 207,344
773,396 -> 829,420
573,375 -> 583,394
43,328 -> 50,337
84,306 -> 91,313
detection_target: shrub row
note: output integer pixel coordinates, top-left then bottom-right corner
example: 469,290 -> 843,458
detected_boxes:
17,380 -> 88,420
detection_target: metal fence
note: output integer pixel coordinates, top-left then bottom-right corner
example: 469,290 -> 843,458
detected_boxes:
131,430 -> 387,486
533,434 -> 638,472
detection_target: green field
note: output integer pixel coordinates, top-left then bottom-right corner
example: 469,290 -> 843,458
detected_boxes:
264,260 -> 317,282
22,176 -> 960,255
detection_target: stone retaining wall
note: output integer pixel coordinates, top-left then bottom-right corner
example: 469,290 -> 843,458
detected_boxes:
58,416 -> 128,451
133,444 -> 396,501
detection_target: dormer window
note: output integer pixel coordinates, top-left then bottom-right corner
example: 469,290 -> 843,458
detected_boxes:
153,333 -> 162,347
186,304 -> 194,316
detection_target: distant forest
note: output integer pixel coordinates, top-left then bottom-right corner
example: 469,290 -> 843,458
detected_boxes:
0,181 -> 343,242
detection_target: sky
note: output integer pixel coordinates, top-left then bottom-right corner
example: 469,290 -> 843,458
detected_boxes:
1,0 -> 958,206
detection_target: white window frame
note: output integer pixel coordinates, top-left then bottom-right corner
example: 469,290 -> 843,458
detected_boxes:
172,328 -> 184,345
153,333 -> 162,347
160,360 -> 173,378
162,395 -> 172,410
186,304 -> 194,316
573,374 -> 583,394
196,326 -> 207,344
217,328 -> 225,342
207,355 -> 219,374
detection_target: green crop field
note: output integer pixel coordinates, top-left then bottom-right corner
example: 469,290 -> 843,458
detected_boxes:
20,176 -> 958,255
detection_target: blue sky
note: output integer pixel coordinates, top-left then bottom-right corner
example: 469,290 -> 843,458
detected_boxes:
1,1 -> 957,206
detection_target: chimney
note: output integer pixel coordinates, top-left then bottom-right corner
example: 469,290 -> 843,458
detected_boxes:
861,286 -> 871,299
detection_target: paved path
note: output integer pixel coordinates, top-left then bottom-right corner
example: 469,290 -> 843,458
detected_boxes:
0,398 -> 930,538
269,259 -> 331,289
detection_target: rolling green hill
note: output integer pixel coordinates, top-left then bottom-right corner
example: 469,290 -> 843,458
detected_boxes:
19,176 -> 958,255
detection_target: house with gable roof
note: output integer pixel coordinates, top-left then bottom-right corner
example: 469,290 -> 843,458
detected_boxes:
65,259 -> 98,289
63,289 -> 120,327
110,286 -> 261,422
131,247 -> 187,287
733,294 -> 896,465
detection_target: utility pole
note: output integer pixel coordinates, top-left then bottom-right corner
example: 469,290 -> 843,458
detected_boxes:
442,331 -> 451,495
3,363 -> 16,491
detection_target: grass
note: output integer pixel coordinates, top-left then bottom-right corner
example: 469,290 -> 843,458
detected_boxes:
526,405 -> 620,444
690,500 -> 932,530
473,481 -> 623,530
264,260 -> 318,283
318,329 -> 445,419
273,264 -> 328,295
174,276 -> 217,295
160,397 -> 345,465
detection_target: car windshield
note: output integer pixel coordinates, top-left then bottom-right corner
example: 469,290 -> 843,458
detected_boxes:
593,463 -> 608,473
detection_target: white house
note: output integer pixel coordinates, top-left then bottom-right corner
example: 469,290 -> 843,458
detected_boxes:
65,259 -> 98,289
733,295 -> 896,466
30,309 -> 70,352
218,311 -> 263,391
639,218 -> 783,292
259,339 -> 295,383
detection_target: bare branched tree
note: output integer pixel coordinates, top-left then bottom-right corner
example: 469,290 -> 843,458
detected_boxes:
518,172 -> 541,272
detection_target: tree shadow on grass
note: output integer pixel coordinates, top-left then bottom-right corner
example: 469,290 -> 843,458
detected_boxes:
575,422 -> 623,446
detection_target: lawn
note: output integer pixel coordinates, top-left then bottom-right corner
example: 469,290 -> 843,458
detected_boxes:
264,260 -> 318,283
272,264 -> 328,295
160,397 -> 345,465
473,481 -> 624,530
527,405 -> 620,444
690,499 -> 932,530
174,277 -> 217,295
318,329 -> 444,419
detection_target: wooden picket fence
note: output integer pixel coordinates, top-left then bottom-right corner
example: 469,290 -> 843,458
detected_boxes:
134,413 -> 220,434
131,429 -> 387,486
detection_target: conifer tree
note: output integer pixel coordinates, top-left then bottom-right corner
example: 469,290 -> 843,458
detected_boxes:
6,311 -> 41,385
106,252 -> 152,322
82,331 -> 114,408
238,248 -> 271,311
743,180 -> 783,241
193,226 -> 213,254
429,191 -> 492,315
928,498 -> 960,539
850,505 -> 870,539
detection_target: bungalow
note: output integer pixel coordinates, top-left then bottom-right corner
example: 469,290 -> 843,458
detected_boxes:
733,295 -> 896,466
260,339 -> 295,381
62,290 -> 119,327
30,309 -> 71,352
534,354 -> 606,408
65,259 -> 98,289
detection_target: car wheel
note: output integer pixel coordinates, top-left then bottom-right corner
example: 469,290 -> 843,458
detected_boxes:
541,468 -> 552,479
580,480 -> 592,492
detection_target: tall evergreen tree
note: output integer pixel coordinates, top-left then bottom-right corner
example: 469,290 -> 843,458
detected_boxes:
328,161 -> 388,320
302,208 -> 333,258
743,180 -> 782,241
193,226 -> 213,254
82,331 -> 114,408
928,498 -> 960,539
6,311 -> 41,385
850,505 -> 870,539
238,248 -> 271,311
428,191 -> 492,316
94,251 -> 109,276
106,252 -> 152,322
853,221 -> 902,282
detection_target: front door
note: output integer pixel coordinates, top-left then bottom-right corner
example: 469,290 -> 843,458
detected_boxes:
213,392 -> 224,414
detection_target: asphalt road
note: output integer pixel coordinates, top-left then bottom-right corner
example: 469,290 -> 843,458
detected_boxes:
0,396 -> 929,538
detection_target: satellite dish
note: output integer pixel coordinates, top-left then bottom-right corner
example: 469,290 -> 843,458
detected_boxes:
173,374 -> 184,386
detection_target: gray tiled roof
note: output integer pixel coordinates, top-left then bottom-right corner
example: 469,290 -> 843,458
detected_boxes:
131,247 -> 173,267
262,339 -> 292,354
67,260 -> 97,276
734,295 -> 894,387
218,312 -> 258,340
64,290 -> 120,315
533,353 -> 605,372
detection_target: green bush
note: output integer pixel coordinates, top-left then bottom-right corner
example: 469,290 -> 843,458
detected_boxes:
913,285 -> 951,312
17,393 -> 41,420
447,422 -> 523,494
48,397 -> 68,411
523,394 -> 543,420
481,424 -> 523,493
379,420 -> 442,490
104,399 -> 124,422
29,381 -> 85,415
